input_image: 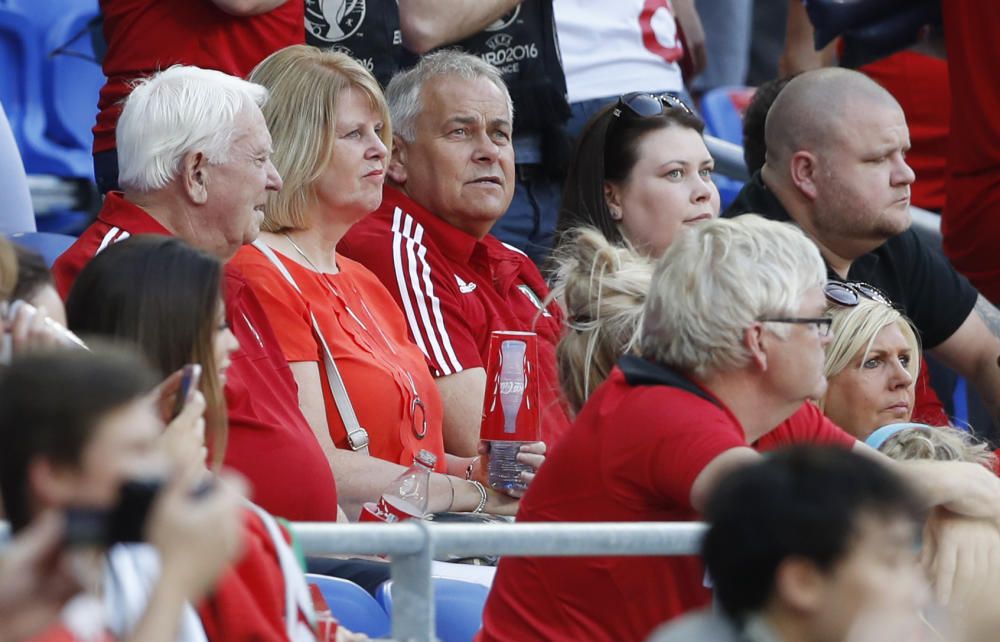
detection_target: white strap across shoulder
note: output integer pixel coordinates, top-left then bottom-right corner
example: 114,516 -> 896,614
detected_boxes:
251,240 -> 370,455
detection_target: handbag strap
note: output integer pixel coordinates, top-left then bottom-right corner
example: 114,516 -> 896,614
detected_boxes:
251,240 -> 370,455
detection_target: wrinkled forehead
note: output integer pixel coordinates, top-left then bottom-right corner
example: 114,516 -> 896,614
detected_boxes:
418,74 -> 512,127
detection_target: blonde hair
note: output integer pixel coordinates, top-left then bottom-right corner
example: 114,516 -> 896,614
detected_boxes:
249,45 -> 392,232
549,228 -> 654,414
0,237 -> 16,302
879,425 -> 996,469
641,215 -> 826,378
819,297 -> 920,413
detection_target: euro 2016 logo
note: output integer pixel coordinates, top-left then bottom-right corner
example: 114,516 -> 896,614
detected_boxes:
305,0 -> 367,44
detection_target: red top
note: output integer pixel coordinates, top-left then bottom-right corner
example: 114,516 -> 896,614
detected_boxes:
479,366 -> 854,642
93,0 -> 303,154
197,508 -> 307,641
230,244 -> 448,471
52,195 -> 339,521
940,1 -> 1000,300
339,187 -> 572,446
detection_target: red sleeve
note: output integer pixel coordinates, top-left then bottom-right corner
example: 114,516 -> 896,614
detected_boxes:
229,249 -> 320,364
340,224 -> 482,377
755,403 -> 858,452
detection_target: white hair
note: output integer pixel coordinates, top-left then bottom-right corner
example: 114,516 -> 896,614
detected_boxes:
116,65 -> 269,192
640,215 -> 826,378
385,49 -> 513,142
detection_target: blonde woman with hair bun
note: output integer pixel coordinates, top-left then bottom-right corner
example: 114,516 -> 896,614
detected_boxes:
548,227 -> 654,414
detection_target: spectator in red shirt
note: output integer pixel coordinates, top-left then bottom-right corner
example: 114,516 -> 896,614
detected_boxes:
52,65 -> 346,525
481,215 -> 1000,641
233,44 -> 530,516
339,50 -> 571,454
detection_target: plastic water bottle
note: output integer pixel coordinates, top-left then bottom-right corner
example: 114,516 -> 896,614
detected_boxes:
363,449 -> 437,522
487,339 -> 532,492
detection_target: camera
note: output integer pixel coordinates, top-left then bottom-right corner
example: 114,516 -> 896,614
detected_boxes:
64,477 -> 214,547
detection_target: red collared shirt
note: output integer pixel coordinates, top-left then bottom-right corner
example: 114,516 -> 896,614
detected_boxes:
339,186 -> 572,445
52,194 -> 339,521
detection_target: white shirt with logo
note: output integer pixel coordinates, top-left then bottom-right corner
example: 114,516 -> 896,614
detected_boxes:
555,0 -> 685,103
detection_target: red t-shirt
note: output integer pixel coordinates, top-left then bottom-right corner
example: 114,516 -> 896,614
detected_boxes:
479,363 -> 855,642
339,187 -> 572,446
51,195 -> 338,521
93,0 -> 303,154
940,2 -> 1000,301
230,244 -> 448,471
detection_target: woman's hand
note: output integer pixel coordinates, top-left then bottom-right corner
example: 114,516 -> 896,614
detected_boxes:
4,303 -> 61,358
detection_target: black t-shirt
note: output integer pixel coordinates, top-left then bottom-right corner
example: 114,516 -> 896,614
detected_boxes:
723,172 -> 977,349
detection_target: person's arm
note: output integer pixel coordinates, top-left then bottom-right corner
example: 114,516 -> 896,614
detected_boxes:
688,447 -> 761,513
289,361 -> 516,518
928,306 -> 1000,426
671,0 -> 707,78
399,0 -> 524,54
208,0 -> 287,17
435,368 -> 487,457
780,0 -> 837,76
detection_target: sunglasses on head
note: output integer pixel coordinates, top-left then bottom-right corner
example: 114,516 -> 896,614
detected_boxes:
612,92 -> 694,119
824,281 -> 894,308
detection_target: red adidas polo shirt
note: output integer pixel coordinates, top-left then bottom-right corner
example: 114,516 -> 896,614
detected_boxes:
52,195 -> 339,521
339,187 -> 572,446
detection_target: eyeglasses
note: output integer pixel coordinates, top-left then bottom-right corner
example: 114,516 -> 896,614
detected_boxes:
612,92 -> 694,119
759,316 -> 834,337
824,281 -> 893,308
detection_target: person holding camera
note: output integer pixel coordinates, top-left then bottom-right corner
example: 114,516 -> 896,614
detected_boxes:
0,349 -> 245,642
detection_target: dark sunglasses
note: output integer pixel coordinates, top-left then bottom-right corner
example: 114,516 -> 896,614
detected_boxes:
612,92 -> 694,119
824,281 -> 894,308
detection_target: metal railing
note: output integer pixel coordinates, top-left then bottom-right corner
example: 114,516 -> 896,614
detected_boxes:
292,520 -> 707,642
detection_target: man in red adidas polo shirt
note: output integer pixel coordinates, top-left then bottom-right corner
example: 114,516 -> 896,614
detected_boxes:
339,51 -> 571,456
52,65 -> 340,524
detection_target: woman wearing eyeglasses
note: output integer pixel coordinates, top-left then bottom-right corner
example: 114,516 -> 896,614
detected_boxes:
556,92 -> 720,259
818,281 -> 923,440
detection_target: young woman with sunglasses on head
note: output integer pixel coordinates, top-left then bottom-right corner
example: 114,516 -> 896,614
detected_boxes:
556,92 -> 720,259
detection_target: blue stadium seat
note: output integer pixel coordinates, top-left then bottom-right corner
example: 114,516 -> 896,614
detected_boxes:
376,577 -> 490,642
42,2 -> 104,152
6,232 -> 76,267
0,101 -> 35,234
699,85 -> 755,146
0,5 -> 92,178
305,573 -> 392,638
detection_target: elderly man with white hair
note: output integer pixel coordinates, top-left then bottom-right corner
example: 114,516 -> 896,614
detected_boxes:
480,215 -> 1000,642
51,65 -> 343,525
339,50 -> 571,457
